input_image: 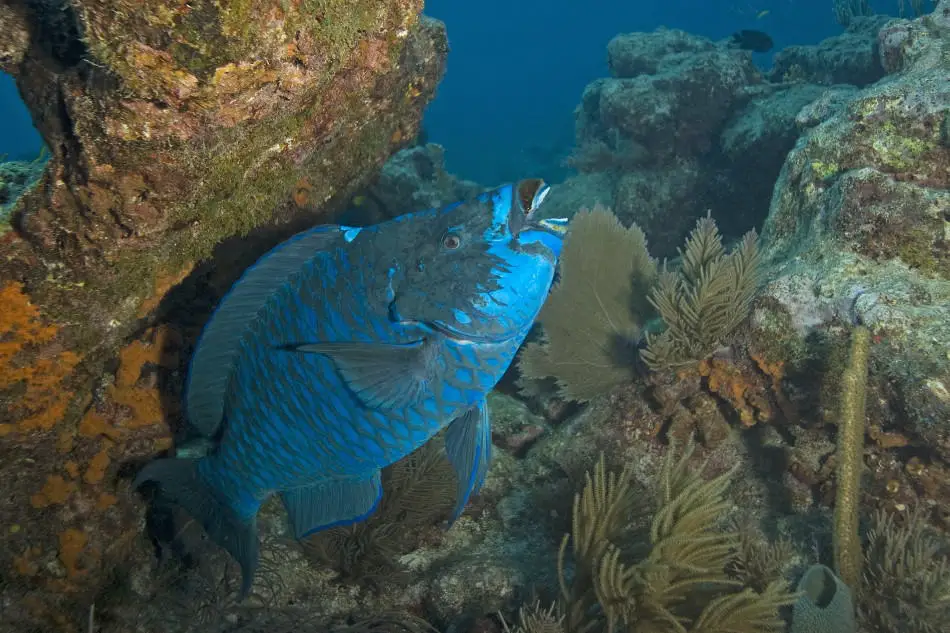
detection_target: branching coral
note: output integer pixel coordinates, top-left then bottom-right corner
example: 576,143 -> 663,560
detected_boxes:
518,205 -> 656,402
506,444 -> 796,633
642,215 -> 762,370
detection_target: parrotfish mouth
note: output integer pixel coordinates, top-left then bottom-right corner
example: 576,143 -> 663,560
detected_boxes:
510,178 -> 569,238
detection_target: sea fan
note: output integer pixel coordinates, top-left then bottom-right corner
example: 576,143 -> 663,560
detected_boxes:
518,205 -> 656,402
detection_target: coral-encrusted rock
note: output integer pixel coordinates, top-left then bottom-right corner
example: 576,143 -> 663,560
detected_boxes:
759,2 -> 950,457
592,29 -> 761,160
347,143 -> 482,224
0,3 -> 445,428
0,1 -> 445,398
768,16 -> 890,87
562,29 -> 764,255
0,3 -> 29,72
877,4 -> 950,73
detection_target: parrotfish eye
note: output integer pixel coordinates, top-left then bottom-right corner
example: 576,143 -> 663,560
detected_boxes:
442,233 -> 462,250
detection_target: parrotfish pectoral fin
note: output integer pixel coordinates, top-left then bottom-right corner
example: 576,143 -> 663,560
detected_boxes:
443,399 -> 493,525
187,225 -> 347,438
133,458 -> 259,600
281,471 -> 383,540
287,340 -> 434,409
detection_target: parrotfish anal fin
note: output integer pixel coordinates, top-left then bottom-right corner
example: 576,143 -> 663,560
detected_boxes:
187,226 -> 346,437
444,399 -> 492,525
281,471 -> 383,540
290,340 -> 435,409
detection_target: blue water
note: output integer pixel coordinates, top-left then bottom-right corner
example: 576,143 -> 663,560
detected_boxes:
0,72 -> 43,161
0,0 -> 906,175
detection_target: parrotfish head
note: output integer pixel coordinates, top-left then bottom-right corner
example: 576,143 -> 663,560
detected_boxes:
378,179 -> 567,343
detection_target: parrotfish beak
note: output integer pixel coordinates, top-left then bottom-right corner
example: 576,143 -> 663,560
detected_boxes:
511,178 -> 568,257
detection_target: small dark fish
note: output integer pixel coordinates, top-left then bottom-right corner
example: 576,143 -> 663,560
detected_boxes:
133,179 -> 568,597
731,29 -> 774,53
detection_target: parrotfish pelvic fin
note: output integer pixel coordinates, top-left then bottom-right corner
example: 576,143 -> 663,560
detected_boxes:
443,398 -> 492,525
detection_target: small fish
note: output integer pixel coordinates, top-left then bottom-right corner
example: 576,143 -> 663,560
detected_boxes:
134,179 -> 567,597
730,29 -> 774,53
756,9 -> 770,18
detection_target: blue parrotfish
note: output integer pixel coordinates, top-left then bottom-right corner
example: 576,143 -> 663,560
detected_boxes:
133,178 -> 568,597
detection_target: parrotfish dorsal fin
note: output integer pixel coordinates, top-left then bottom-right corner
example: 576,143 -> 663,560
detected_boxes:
443,398 -> 492,524
287,339 -> 437,410
186,225 -> 347,436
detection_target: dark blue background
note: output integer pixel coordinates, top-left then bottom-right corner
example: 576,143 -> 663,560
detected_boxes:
0,0 -> 907,175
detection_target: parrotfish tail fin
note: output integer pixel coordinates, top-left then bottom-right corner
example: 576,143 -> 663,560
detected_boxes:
443,399 -> 493,526
133,458 -> 259,599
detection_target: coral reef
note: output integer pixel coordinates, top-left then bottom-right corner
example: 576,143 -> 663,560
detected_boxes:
0,155 -> 46,229
508,445 -> 797,633
350,143 -> 482,225
549,28 -> 764,256
0,0 -> 446,423
759,0 -> 950,462
2,1 -> 950,632
519,209 -> 760,408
